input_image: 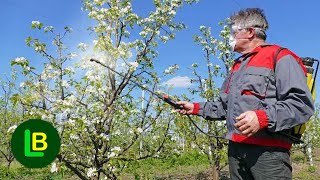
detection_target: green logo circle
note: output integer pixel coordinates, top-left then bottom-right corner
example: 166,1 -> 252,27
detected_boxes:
11,119 -> 61,168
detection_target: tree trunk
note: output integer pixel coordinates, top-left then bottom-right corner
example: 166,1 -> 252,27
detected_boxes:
211,165 -> 220,180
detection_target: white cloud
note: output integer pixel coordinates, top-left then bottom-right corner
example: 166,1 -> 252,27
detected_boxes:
162,76 -> 192,88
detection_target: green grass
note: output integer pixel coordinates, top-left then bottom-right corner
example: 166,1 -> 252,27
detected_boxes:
0,151 -> 211,180
291,151 -> 306,163
0,162 -> 75,180
122,151 -> 211,179
1,149 -> 319,180
314,156 -> 320,162
294,170 -> 319,180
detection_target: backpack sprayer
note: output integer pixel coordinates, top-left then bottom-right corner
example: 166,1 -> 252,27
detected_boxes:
302,57 -> 318,100
290,57 -> 319,142
278,56 -> 319,144
90,58 -> 225,139
273,49 -> 319,144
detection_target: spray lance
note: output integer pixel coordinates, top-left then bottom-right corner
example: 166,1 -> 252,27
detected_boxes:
90,58 -> 225,139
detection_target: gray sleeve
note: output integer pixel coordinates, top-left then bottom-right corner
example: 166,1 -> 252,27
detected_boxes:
196,77 -> 229,121
197,100 -> 227,120
265,55 -> 314,132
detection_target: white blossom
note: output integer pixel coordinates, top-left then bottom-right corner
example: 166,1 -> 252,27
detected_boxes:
128,61 -> 139,68
67,118 -> 76,126
164,64 -> 179,74
41,72 -> 50,80
171,0 -> 182,7
137,128 -> 143,134
160,36 -> 169,42
85,70 -> 101,82
191,63 -> 198,68
87,167 -> 96,178
108,152 -> 117,158
200,25 -> 206,31
211,39 -> 217,44
61,80 -> 69,88
20,82 -> 26,88
202,144 -> 206,149
25,66 -> 31,71
139,31 -> 148,38
111,146 -> 121,152
35,44 -> 44,52
41,114 -> 49,121
99,133 -> 109,141
89,10 -> 98,18
93,0 -> 105,6
130,108 -> 139,114
168,10 -> 176,16
68,52 -> 78,59
120,6 -> 131,15
173,148 -> 181,154
154,151 -> 160,158
50,162 -> 58,173
77,43 -> 88,51
113,130 -> 121,135
70,134 -> 78,140
32,21 -> 41,26
14,57 -> 27,64
46,64 -> 53,70
171,136 -> 178,141
64,67 -> 74,74
121,62 -> 127,68
62,99 -> 72,106
171,109 -> 177,113
44,26 -> 54,32
85,86 -> 95,93
7,125 -> 17,133
67,95 -> 77,103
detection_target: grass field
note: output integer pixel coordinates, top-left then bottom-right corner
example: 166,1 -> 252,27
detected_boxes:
0,148 -> 319,180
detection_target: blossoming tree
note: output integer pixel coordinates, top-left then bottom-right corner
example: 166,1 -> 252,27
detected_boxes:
179,21 -> 234,179
11,0 -> 198,179
0,72 -> 23,168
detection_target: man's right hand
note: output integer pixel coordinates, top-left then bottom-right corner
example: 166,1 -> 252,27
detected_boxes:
175,101 -> 194,115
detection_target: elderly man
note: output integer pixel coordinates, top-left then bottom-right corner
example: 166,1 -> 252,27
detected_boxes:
177,8 -> 314,179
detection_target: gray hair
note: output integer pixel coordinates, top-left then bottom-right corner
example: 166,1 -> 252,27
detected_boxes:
230,8 -> 269,40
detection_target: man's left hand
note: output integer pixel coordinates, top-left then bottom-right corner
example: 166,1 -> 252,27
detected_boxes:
235,111 -> 260,137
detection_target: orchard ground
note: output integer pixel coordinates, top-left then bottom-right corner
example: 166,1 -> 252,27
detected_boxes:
0,148 -> 319,180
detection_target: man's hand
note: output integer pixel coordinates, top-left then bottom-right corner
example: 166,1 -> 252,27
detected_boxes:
175,101 -> 194,115
235,111 -> 260,137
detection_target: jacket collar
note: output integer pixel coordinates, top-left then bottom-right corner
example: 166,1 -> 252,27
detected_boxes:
235,43 -> 273,62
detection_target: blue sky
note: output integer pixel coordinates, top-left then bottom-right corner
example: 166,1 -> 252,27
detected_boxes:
1,0 -> 319,103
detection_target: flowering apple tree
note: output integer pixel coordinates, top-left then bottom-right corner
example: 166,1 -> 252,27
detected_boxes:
0,72 -> 24,168
176,20 -> 235,180
11,0 -> 199,179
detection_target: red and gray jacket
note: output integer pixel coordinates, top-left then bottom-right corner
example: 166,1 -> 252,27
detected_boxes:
192,44 -> 314,150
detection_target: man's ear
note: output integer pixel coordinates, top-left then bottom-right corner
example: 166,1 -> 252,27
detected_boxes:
247,28 -> 255,39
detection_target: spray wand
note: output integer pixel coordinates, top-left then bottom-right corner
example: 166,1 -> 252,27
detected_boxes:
90,58 -> 225,139
90,58 -> 183,110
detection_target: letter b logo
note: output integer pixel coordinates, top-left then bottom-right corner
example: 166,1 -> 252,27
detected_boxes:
11,119 -> 60,168
24,130 -> 48,157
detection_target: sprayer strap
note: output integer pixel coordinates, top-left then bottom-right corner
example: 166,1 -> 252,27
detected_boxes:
273,47 -> 287,72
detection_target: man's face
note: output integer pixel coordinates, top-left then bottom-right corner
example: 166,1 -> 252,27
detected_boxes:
231,25 -> 246,37
230,25 -> 255,53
